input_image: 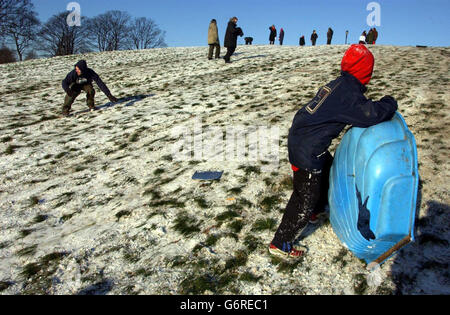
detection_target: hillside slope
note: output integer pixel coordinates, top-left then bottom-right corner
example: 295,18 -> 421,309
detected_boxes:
0,45 -> 449,295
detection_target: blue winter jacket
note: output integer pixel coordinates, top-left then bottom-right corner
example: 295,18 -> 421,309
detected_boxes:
62,60 -> 112,97
288,71 -> 398,170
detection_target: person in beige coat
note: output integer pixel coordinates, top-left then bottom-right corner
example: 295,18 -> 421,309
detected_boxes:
208,19 -> 221,60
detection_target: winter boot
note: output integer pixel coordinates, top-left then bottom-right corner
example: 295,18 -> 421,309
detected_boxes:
269,242 -> 308,260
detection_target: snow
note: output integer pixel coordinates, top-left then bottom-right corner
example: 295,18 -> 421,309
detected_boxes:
0,45 -> 449,295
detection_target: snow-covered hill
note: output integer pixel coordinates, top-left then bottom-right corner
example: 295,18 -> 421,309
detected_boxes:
0,45 -> 449,295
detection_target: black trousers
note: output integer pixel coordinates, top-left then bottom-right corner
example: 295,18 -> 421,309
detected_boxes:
224,46 -> 236,62
272,152 -> 333,247
208,44 -> 221,59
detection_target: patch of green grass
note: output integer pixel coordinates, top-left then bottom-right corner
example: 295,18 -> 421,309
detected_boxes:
115,210 -> 132,221
143,187 -> 162,200
278,175 -> 292,191
54,191 -> 75,208
224,250 -> 248,271
260,195 -> 282,213
59,213 -> 75,223
204,234 -> 221,247
118,143 -> 128,150
133,268 -> 154,278
129,132 -> 140,143
238,165 -> 261,176
16,244 -> 38,257
123,249 -> 140,263
226,198 -> 252,212
194,197 -> 209,209
251,218 -> 277,232
4,144 -> 19,155
228,186 -> 243,194
149,198 -> 185,208
173,212 -> 202,237
332,248 -> 349,267
228,220 -> 244,234
216,210 -> 239,223
54,151 -> 68,159
243,235 -> 262,253
354,273 -> 369,295
270,256 -> 304,274
0,241 -> 11,250
179,271 -> 238,295
33,214 -> 48,223
20,252 -> 67,294
1,136 -> 13,143
29,196 -> 40,206
153,168 -> 165,176
0,281 -> 14,292
19,229 -> 34,238
239,272 -> 262,283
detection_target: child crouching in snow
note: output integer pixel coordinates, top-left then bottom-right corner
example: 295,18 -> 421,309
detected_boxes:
269,44 -> 398,260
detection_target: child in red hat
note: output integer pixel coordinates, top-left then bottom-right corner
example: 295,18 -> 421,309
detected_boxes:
269,44 -> 398,260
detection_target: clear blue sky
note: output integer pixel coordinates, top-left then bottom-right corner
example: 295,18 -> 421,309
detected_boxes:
32,0 -> 450,47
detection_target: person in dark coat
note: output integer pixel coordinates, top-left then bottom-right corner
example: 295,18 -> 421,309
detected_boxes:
223,17 -> 243,63
299,35 -> 305,46
61,60 -> 118,116
311,30 -> 318,46
269,25 -> 277,45
269,44 -> 398,260
244,37 -> 253,45
366,28 -> 374,45
327,27 -> 334,45
279,28 -> 285,45
372,28 -> 378,45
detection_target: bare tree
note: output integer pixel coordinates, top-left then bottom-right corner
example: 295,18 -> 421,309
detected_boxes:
4,9 -> 40,61
85,14 -> 111,52
107,11 -> 131,51
85,10 -> 131,52
130,17 -> 167,50
37,12 -> 90,57
0,0 -> 31,35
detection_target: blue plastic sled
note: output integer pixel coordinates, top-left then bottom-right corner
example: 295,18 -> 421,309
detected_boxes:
329,112 -> 419,265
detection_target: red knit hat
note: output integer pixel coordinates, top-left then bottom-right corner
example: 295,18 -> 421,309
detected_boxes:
341,44 -> 374,85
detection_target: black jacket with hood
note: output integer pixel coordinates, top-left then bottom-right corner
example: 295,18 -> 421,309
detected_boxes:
62,60 -> 112,97
288,71 -> 398,170
224,20 -> 243,48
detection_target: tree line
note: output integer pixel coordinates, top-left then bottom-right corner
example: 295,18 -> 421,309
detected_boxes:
0,0 -> 167,63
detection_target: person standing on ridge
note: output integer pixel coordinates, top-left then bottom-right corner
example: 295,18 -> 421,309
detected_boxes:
311,30 -> 318,46
299,35 -> 305,46
61,60 -> 118,117
359,31 -> 367,44
269,25 -> 277,45
327,27 -> 334,45
223,17 -> 243,64
269,44 -> 398,260
366,28 -> 374,45
208,19 -> 221,60
279,28 -> 285,45
372,28 -> 378,45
